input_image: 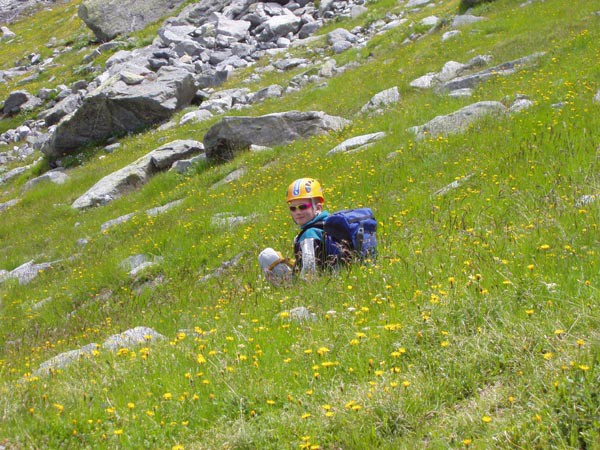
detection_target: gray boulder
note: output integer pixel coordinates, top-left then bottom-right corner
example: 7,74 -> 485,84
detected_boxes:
2,90 -> 42,115
410,72 -> 437,89
78,0 -> 189,42
327,132 -> 386,155
204,111 -> 351,163
327,28 -> 358,45
146,199 -> 184,217
434,174 -> 474,196
575,195 -> 597,207
211,212 -> 256,228
359,87 -> 400,115
210,167 -> 247,189
410,101 -> 507,140
273,57 -> 308,71
251,84 -> 284,104
0,165 -> 29,184
101,199 -> 183,231
510,95 -> 534,113
212,13 -> 251,42
22,170 -> 69,192
72,139 -> 203,209
1,26 -> 16,40
442,30 -> 461,41
255,14 -> 302,41
102,326 -> 165,350
410,56 -> 492,90
42,66 -> 196,163
179,109 -> 214,125
171,154 -> 207,174
157,25 -> 197,46
328,28 -> 357,53
288,306 -> 317,322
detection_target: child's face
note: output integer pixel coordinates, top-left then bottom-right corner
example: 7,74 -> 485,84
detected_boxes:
289,199 -> 321,226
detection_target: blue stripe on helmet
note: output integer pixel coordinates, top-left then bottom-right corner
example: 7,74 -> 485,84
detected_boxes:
293,180 -> 301,196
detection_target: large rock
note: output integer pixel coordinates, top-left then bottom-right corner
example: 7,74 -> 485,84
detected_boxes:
204,111 -> 351,163
255,14 -> 302,42
359,87 -> 400,115
42,66 -> 196,163
410,101 -> 507,140
212,13 -> 251,43
327,132 -> 386,155
22,170 -> 69,192
78,0 -> 189,42
102,326 -> 165,350
72,139 -> 203,209
2,90 -> 42,115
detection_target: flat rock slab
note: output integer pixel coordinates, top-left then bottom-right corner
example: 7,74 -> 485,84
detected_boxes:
72,139 -> 202,209
410,101 -> 507,140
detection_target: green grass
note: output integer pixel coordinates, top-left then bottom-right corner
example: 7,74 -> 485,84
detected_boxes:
1,0 -> 599,448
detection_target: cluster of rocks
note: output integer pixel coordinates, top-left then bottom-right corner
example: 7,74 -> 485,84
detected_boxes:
0,0 -> 63,24
67,89 -> 402,212
409,52 -> 545,96
4,0 -> 581,225
2,0 -> 377,165
1,0 -> 464,169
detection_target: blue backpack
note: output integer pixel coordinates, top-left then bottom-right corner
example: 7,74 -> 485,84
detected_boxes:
302,208 -> 377,266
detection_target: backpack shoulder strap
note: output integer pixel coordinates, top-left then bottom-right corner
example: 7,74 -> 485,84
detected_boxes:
294,221 -> 326,260
296,220 -> 325,241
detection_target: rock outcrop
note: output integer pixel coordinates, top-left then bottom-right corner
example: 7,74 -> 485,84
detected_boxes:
41,67 -> 196,163
2,90 -> 42,115
410,101 -> 507,140
78,0 -> 189,42
72,139 -> 203,209
203,111 -> 351,163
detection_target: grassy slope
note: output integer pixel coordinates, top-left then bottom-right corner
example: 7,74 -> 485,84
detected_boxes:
1,0 -> 599,448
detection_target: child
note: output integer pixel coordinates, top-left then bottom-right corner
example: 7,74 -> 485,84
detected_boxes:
259,177 -> 329,285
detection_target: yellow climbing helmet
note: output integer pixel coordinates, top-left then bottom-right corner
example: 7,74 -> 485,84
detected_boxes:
286,178 -> 325,204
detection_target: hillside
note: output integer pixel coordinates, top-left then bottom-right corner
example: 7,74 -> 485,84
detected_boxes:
1,0 -> 599,448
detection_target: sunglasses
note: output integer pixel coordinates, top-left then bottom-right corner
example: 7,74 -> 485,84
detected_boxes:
289,202 -> 313,212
